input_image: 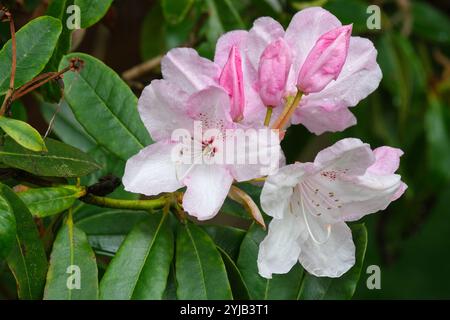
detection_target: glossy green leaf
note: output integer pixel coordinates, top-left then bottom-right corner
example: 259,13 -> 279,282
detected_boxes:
75,0 -> 113,28
0,117 -> 46,152
237,223 -> 304,300
0,183 -> 47,300
43,0 -> 76,102
202,225 -> 246,260
99,213 -> 173,300
40,100 -> 96,152
44,211 -> 98,299
0,137 -> 101,178
18,186 -> 86,218
60,53 -> 152,161
298,224 -> 368,300
0,16 -> 62,95
75,207 -> 148,256
218,247 -> 250,300
176,222 -> 232,300
162,0 -> 194,24
0,194 -> 16,259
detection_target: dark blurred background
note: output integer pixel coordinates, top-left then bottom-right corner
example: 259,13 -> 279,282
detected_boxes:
0,0 -> 449,299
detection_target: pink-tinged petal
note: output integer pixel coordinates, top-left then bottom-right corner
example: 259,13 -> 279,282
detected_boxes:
314,138 -> 375,176
368,146 -> 404,175
294,37 -> 382,132
161,48 -> 221,94
138,80 -> 191,141
228,127 -> 282,182
261,162 -> 309,219
214,30 -> 247,68
258,38 -> 292,107
284,7 -> 341,92
187,86 -> 234,130
257,213 -> 305,278
299,139 -> 405,223
182,165 -> 233,220
292,103 -> 357,135
245,17 -> 285,74
299,221 -> 355,278
297,25 -> 352,93
219,45 -> 245,121
392,182 -> 407,201
123,141 -> 183,196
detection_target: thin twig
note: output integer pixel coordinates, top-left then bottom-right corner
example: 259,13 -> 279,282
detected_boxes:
122,55 -> 163,82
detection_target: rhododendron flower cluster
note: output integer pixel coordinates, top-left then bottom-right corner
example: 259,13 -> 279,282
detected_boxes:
123,7 -> 406,279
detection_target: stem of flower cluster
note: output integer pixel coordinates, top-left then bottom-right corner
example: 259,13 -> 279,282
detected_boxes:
263,106 -> 273,126
81,194 -> 168,211
271,91 -> 303,130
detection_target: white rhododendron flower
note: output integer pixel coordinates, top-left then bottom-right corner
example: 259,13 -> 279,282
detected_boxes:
258,138 -> 407,278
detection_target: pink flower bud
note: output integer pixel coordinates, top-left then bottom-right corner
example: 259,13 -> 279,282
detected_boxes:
219,45 -> 245,122
258,38 -> 292,107
297,24 -> 352,94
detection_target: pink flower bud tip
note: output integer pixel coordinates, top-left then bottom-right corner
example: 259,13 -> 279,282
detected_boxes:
297,24 -> 353,94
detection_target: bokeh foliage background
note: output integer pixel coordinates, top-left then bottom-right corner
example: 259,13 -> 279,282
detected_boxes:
0,0 -> 449,299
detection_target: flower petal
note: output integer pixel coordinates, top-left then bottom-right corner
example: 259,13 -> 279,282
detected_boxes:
285,7 -> 341,92
245,17 -> 285,74
368,146 -> 404,175
258,213 -> 305,278
293,37 -> 382,133
228,127 -> 282,182
314,138 -> 375,176
297,25 -> 352,94
261,163 -> 309,219
299,221 -> 355,278
123,141 -> 183,196
182,165 -> 233,220
161,48 -> 221,94
293,103 -> 357,135
214,30 -> 247,68
187,86 -> 234,130
138,80 -> 191,141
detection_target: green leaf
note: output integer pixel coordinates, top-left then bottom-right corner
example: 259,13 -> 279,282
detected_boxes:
411,1 -> 450,45
0,183 -> 47,300
44,211 -> 98,299
176,222 -> 233,300
202,225 -> 246,260
0,194 -> 16,259
218,247 -> 250,300
237,223 -> 304,300
324,0 -> 371,35
43,0 -> 76,102
0,117 -> 46,152
99,213 -> 174,300
75,207 -> 148,256
60,53 -> 152,161
0,16 -> 62,95
75,0 -> 113,28
162,0 -> 194,24
0,136 -> 101,178
18,186 -> 86,218
203,0 -> 245,44
298,224 -> 368,300
40,100 -> 96,152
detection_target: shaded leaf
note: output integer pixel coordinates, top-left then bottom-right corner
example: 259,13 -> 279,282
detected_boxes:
176,222 -> 233,300
99,213 -> 173,300
0,194 -> 16,259
0,137 -> 101,178
44,211 -> 98,300
0,16 -> 62,94
162,0 -> 194,24
60,53 -> 152,161
218,247 -> 250,300
75,0 -> 113,28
